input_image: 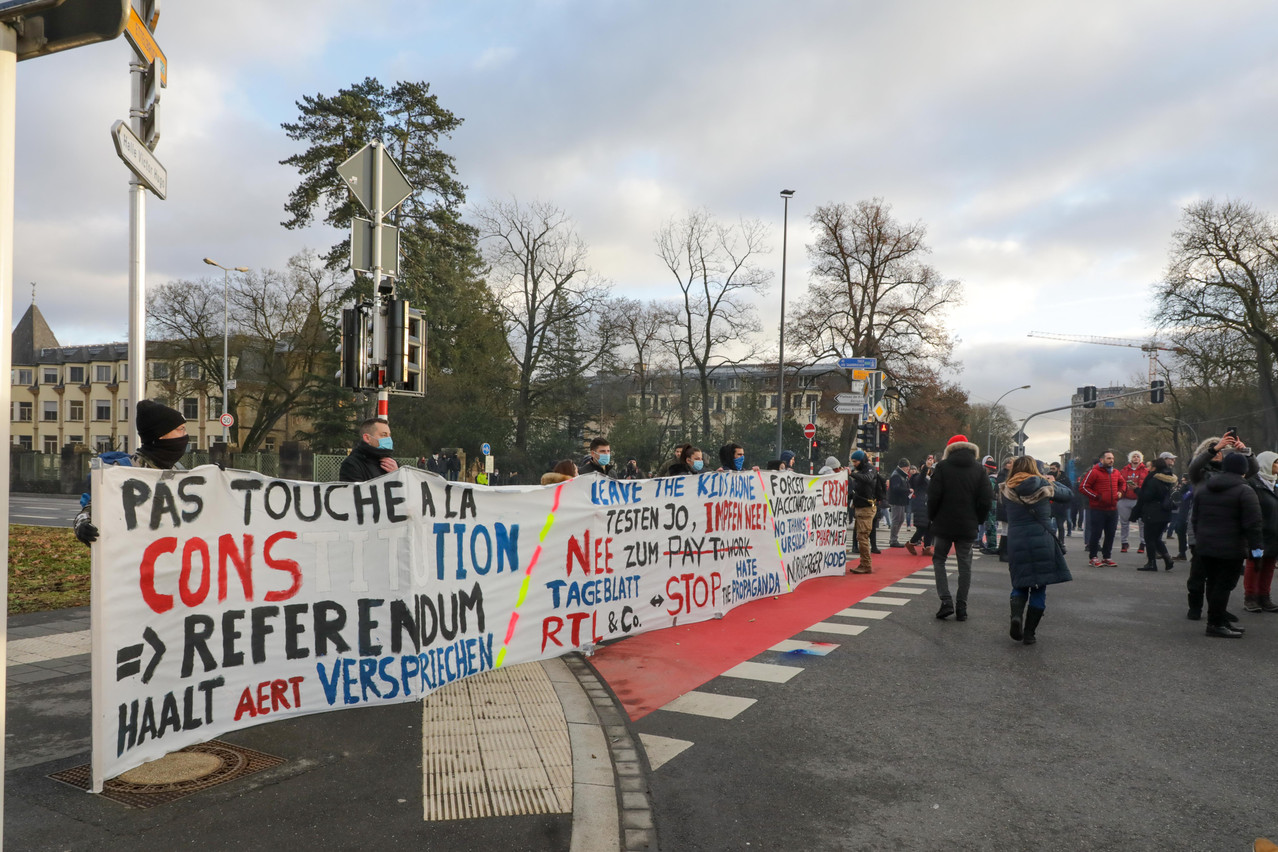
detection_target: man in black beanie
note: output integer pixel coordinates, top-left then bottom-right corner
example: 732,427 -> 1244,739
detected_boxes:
73,399 -> 189,545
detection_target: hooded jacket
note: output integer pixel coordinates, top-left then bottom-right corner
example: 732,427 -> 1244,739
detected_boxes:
1247,450 -> 1278,556
926,441 -> 994,541
1188,436 -> 1259,486
1192,470 -> 1263,559
1131,470 -> 1178,525
1118,458 -> 1148,497
1079,462 -> 1126,511
1001,474 -> 1073,589
848,461 -> 886,508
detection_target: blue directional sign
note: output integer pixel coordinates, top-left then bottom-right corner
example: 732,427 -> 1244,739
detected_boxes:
481,443 -> 491,456
837,357 -> 878,370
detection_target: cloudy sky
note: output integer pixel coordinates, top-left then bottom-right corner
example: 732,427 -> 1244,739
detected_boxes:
11,0 -> 1278,456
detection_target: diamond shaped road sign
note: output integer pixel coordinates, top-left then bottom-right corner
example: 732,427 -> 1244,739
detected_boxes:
1013,430 -> 1029,444
337,143 -> 414,217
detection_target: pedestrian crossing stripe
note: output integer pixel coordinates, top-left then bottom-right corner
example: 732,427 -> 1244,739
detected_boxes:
769,639 -> 839,655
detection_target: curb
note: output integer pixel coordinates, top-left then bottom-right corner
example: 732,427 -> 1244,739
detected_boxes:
561,653 -> 658,852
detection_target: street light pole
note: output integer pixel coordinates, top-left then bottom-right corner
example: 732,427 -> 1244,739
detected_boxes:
775,189 -> 794,460
203,258 -> 249,446
988,384 -> 1030,460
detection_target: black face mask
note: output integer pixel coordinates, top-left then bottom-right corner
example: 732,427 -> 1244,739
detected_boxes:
144,436 -> 188,468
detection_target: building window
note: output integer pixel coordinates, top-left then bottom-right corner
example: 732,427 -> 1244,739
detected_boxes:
151,362 -> 170,380
42,435 -> 58,454
208,397 -> 223,419
67,400 -> 84,421
95,365 -> 112,383
12,368 -> 33,385
67,434 -> 83,445
182,397 -> 200,420
770,394 -> 778,409
94,399 -> 111,421
264,437 -> 277,451
94,435 -> 112,453
724,395 -> 733,410
12,401 -> 32,421
119,400 -> 129,421
68,366 -> 85,384
42,367 -> 58,384
42,401 -> 57,421
181,362 -> 201,380
14,434 -> 32,450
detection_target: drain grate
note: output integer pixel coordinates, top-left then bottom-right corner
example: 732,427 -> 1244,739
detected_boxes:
49,740 -> 286,809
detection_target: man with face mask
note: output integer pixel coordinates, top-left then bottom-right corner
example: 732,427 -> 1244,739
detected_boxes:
580,437 -> 616,477
73,399 -> 190,545
339,417 -> 400,482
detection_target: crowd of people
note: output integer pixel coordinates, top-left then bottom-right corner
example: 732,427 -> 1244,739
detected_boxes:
74,402 -> 1278,648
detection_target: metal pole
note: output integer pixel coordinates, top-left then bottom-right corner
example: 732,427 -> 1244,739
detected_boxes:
127,56 -> 147,450
988,384 -> 1029,460
775,190 -> 792,459
371,141 -> 388,420
222,267 -> 228,443
0,20 -> 17,837
1015,387 -> 1156,456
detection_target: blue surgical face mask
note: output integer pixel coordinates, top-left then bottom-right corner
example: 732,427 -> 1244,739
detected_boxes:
378,436 -> 394,451
597,452 -> 611,466
733,456 -> 745,471
692,459 -> 704,472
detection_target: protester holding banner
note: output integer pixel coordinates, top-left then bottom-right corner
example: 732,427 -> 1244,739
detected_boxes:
718,442 -> 747,471
663,445 -> 706,477
339,418 -> 399,482
541,459 -> 578,485
579,437 -> 615,477
73,399 -> 190,545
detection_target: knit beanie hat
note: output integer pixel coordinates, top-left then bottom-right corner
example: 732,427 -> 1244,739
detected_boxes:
779,450 -> 796,466
1222,452 -> 1250,475
850,450 -> 868,463
135,399 -> 186,445
947,434 -> 968,446
825,456 -> 841,470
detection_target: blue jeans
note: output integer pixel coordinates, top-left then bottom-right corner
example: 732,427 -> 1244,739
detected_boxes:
1012,586 -> 1047,609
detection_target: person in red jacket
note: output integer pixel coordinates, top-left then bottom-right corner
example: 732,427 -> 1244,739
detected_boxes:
1118,450 -> 1149,553
1080,449 -> 1126,566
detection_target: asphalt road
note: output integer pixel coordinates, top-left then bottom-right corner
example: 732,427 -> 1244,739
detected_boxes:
7,493 -> 78,528
617,544 -> 1278,851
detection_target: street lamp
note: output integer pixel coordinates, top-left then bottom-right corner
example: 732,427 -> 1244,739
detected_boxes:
988,384 -> 1030,460
775,189 -> 795,460
203,258 -> 250,446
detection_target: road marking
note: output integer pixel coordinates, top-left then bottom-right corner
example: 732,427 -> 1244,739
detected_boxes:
895,577 -> 934,585
769,639 -> 839,655
7,630 -> 91,665
833,607 -> 891,619
803,621 -> 868,636
640,733 -> 694,771
721,661 -> 804,683
660,691 -> 756,719
861,595 -> 912,606
884,585 -> 927,595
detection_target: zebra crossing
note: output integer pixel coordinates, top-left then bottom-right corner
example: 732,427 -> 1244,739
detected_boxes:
636,566 -> 954,770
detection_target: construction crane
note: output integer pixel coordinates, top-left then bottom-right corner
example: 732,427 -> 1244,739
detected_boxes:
1027,332 -> 1186,382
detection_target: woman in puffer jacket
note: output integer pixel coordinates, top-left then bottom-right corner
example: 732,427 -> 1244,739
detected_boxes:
1001,455 -> 1073,645
1131,455 -> 1178,572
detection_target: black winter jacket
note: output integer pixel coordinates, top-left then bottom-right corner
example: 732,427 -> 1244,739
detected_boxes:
1246,477 -> 1278,557
888,468 -> 911,506
908,470 -> 930,522
1131,472 -> 1178,525
927,442 -> 994,542
1191,472 -> 1263,559
849,464 -> 886,509
339,441 -> 394,482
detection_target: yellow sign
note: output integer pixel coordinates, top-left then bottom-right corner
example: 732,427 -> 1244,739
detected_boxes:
124,7 -> 167,87
852,369 -> 870,380
874,402 -> 887,419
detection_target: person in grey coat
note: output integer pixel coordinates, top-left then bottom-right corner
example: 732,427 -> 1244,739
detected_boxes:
1002,455 -> 1073,645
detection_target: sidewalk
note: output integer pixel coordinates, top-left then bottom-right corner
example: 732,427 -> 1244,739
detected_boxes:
4,606 -> 657,851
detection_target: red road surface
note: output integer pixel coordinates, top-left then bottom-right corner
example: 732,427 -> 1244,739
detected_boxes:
590,548 -> 926,720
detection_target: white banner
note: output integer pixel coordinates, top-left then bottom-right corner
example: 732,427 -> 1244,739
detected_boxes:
89,466 -> 849,788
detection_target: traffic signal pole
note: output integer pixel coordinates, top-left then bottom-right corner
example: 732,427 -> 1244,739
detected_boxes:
0,21 -> 15,837
1015,386 -> 1159,456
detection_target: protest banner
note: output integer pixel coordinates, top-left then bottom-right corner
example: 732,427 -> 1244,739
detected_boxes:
89,465 -> 849,789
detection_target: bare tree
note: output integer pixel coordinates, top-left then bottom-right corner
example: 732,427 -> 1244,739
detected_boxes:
612,297 -> 669,413
655,209 -> 771,441
147,250 -> 347,451
476,198 -> 617,452
788,198 -> 961,449
1154,198 -> 1278,448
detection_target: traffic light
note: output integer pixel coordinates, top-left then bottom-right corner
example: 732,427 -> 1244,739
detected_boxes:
1150,380 -> 1165,404
384,298 -> 409,386
1082,385 -> 1098,409
339,305 -> 371,391
857,421 -> 875,451
877,422 -> 891,451
11,0 -> 130,62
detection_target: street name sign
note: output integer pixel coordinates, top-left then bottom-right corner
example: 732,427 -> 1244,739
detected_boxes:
833,404 -> 861,415
835,392 -> 866,406
123,4 -> 166,86
837,357 -> 878,370
110,120 -> 167,199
